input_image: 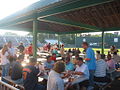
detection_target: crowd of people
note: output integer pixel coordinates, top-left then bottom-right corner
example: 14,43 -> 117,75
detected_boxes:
0,41 -> 120,90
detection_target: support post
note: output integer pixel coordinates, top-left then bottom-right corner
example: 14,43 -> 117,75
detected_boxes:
58,34 -> 60,48
75,34 -> 77,48
101,31 -> 105,54
33,19 -> 38,58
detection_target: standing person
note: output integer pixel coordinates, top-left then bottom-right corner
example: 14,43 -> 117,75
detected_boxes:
7,41 -> 17,63
11,55 -> 24,84
60,44 -> 65,57
28,43 -> 33,56
47,43 -> 51,52
47,61 -> 65,90
0,45 -> 10,77
17,42 -> 25,54
82,42 -> 96,89
110,45 -> 118,54
23,58 -> 45,90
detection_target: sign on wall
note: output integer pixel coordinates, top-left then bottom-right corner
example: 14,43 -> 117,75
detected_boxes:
83,38 -> 86,42
114,38 -> 118,42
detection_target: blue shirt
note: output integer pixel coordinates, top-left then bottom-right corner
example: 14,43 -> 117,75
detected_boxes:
44,61 -> 54,69
66,62 -> 74,71
85,47 -> 96,70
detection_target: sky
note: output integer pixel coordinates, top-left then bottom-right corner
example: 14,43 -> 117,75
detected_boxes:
0,0 -> 40,36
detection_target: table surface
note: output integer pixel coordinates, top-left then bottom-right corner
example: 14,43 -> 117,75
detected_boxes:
39,74 -> 88,85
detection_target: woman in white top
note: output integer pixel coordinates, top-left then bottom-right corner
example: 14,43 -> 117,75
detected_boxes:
0,45 -> 10,77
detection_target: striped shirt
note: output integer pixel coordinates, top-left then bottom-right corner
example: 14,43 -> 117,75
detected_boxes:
94,59 -> 108,77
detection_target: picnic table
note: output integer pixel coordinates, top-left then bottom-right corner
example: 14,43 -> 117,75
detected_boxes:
37,58 -> 47,62
39,73 -> 88,86
107,69 -> 120,80
37,52 -> 50,56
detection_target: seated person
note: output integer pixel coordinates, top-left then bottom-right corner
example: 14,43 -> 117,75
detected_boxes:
75,54 -> 79,59
50,53 -> 56,62
47,61 -> 65,90
44,56 -> 54,70
66,53 -> 71,58
73,57 -> 89,79
65,57 -> 74,71
106,54 -> 115,69
23,57 -> 45,90
68,49 -> 72,53
96,51 -> 101,60
72,48 -> 75,55
52,48 -> 59,55
11,55 -> 24,84
76,48 -> 81,55
113,52 -> 120,64
94,54 -> 110,83
70,57 -> 89,89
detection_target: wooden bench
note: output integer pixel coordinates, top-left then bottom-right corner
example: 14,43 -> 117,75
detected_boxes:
2,76 -> 24,90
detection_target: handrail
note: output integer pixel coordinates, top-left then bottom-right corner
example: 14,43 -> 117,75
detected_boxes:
0,80 -> 19,90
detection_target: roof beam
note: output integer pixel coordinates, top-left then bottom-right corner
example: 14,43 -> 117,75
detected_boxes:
58,30 -> 100,34
38,16 -> 101,31
103,27 -> 120,31
0,26 -> 99,34
0,27 -> 57,34
37,0 -> 114,18
0,14 -> 36,28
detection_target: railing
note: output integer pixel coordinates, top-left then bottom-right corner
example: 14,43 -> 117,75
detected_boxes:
0,80 -> 19,90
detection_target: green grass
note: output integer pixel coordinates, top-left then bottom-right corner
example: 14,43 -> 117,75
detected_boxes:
65,48 -> 120,55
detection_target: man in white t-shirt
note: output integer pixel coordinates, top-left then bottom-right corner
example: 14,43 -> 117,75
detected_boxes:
71,57 -> 89,89
73,57 -> 89,79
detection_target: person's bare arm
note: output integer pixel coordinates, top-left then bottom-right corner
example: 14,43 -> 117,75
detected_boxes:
84,58 -> 90,61
73,71 -> 84,75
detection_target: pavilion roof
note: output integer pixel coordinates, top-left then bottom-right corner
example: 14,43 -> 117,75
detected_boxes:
0,0 -> 119,34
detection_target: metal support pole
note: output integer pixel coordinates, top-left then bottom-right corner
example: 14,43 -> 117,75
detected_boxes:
75,34 -> 77,48
101,31 -> 105,54
58,34 -> 60,48
33,19 -> 38,58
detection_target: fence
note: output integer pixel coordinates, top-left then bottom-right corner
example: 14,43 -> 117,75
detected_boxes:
0,80 -> 19,90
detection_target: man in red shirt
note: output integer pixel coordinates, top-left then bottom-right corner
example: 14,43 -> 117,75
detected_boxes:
28,44 -> 33,56
50,53 -> 56,62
